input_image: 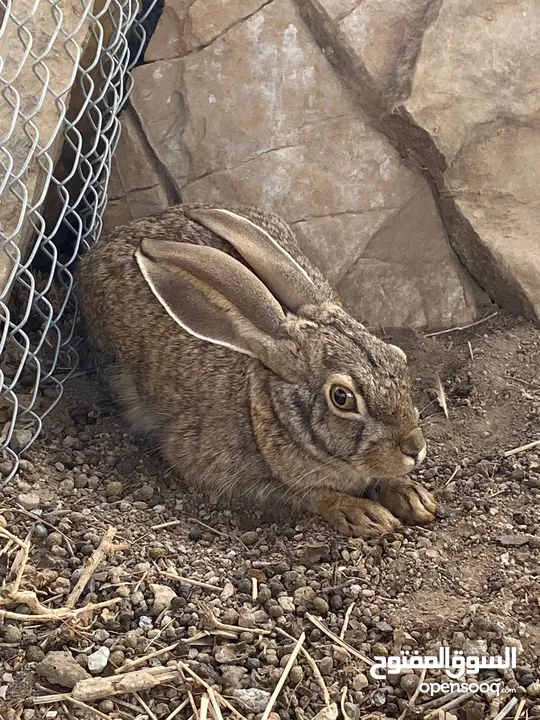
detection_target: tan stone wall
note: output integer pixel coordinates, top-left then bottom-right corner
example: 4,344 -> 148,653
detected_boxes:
105,0 -> 539,329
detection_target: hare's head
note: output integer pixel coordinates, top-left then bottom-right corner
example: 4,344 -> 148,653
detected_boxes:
135,207 -> 425,485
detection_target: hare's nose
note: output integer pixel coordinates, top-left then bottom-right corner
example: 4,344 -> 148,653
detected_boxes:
400,428 -> 426,467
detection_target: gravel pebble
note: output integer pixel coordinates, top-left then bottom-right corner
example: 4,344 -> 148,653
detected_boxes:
232,688 -> 271,713
3,626 -> 22,644
17,492 -> 40,511
36,651 -> 91,688
87,646 -> 110,674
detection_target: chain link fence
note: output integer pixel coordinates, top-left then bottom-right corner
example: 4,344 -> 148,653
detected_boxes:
0,0 -> 161,483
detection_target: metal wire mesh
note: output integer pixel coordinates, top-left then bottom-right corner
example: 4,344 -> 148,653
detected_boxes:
0,0 -> 160,483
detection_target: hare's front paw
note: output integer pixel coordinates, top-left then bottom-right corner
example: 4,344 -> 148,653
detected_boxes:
367,479 -> 438,525
317,492 -> 401,538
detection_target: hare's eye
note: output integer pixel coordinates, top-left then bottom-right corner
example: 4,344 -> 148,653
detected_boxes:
330,385 -> 357,412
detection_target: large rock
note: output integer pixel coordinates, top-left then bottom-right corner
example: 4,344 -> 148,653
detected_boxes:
103,107 -> 173,234
0,1 -> 93,298
327,0 -> 432,92
123,0 -> 477,330
397,0 -> 540,319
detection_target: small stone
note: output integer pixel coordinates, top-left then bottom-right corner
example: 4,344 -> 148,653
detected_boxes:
240,531 -> 259,546
37,651 -> 91,688
294,586 -> 316,606
17,492 -> 40,511
150,584 -> 177,614
371,643 -> 388,657
462,639 -> 487,656
310,596 -> 329,614
215,644 -> 237,664
98,701 -> 114,713
401,673 -> 419,695
26,646 -> 45,663
3,626 -> 22,643
149,545 -> 167,559
527,681 -> 540,699
333,646 -> 351,664
124,630 -> 140,648
238,611 -> 256,628
138,485 -> 155,500
344,702 -> 360,720
221,582 -> 235,601
109,650 -> 125,667
463,699 -> 487,720
139,616 -> 153,630
268,603 -> 284,618
278,596 -> 295,613
12,428 -> 33,452
290,665 -> 304,684
87,646 -> 110,674
503,636 -> 524,654
330,594 -> 343,611
188,527 -> 203,541
221,665 -> 247,688
33,524 -> 48,540
353,672 -> 369,691
319,656 -> 334,675
232,688 -> 271,713
105,481 -> 124,497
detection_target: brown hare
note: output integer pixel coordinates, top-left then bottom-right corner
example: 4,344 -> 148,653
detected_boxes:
77,204 -> 437,538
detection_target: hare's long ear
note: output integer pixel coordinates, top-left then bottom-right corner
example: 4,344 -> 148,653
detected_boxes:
135,238 -> 287,363
186,208 -> 321,311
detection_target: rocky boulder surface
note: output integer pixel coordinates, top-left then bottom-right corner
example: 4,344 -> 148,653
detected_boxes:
105,0 -> 539,329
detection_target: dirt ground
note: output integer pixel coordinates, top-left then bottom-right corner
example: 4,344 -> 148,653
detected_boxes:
1,310 -> 540,720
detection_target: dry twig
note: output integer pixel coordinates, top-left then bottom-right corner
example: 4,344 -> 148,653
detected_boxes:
178,662 -> 247,720
425,690 -> 476,718
492,698 -> 519,720
160,569 -> 221,592
339,601 -> 355,640
200,694 -> 209,720
115,642 -> 180,674
260,632 -> 306,720
275,627 -> 331,706
208,688 -> 224,720
435,374 -> 449,420
67,526 -> 125,609
199,600 -> 271,635
33,666 -> 180,704
512,698 -> 526,720
504,439 -> 540,457
397,668 -> 427,720
164,698 -> 190,720
0,590 -> 120,623
306,613 -> 373,665
340,687 -> 352,720
424,311 -> 498,337
134,691 -> 159,720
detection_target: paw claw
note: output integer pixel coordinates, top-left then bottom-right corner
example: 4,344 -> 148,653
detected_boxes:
319,495 -> 401,539
375,480 -> 438,525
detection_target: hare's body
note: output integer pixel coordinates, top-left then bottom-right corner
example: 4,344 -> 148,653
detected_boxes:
78,204 -> 437,537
